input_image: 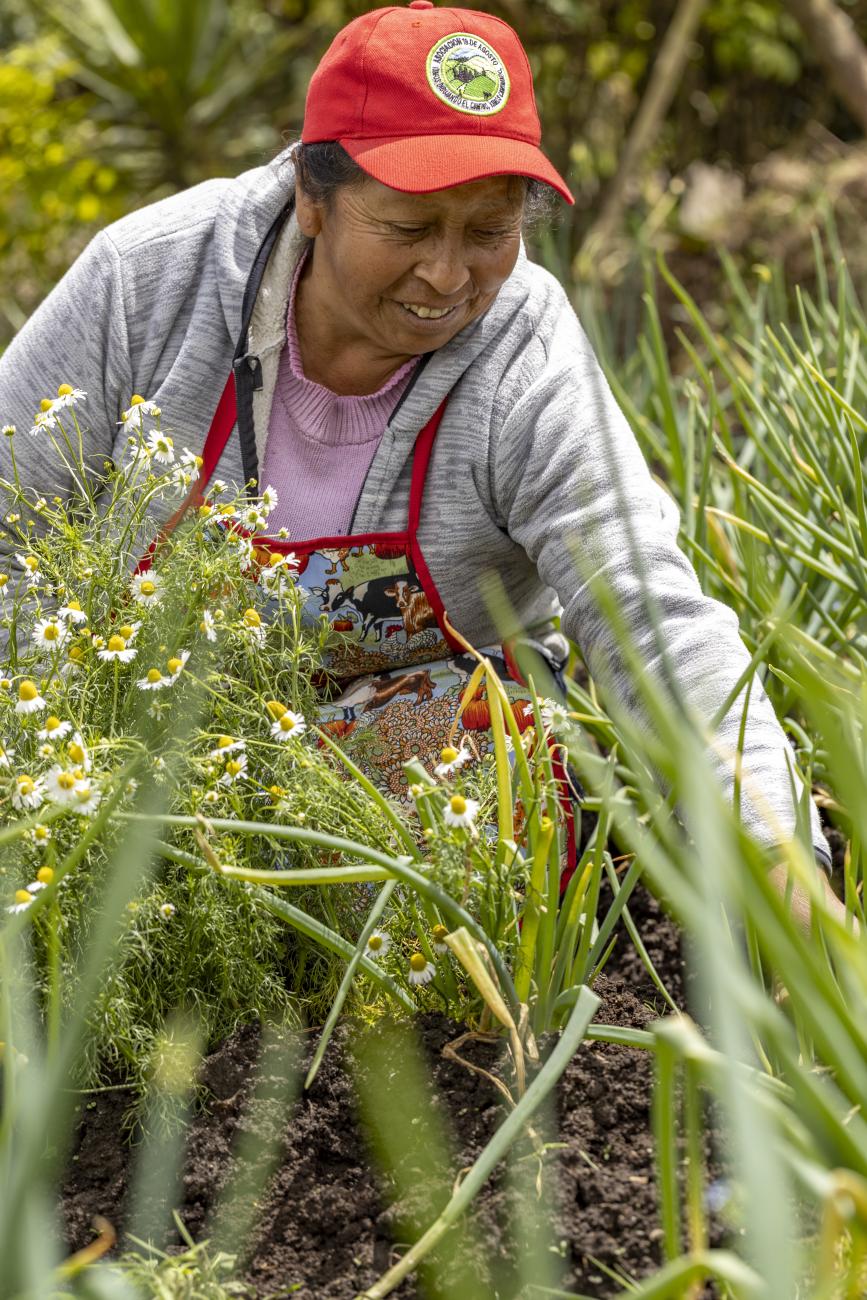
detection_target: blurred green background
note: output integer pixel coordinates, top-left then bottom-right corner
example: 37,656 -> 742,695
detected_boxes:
2,0 -> 867,352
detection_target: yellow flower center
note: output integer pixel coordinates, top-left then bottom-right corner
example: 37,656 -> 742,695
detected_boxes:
24,555 -> 38,570
268,553 -> 284,567
57,771 -> 77,791
198,504 -> 213,517
36,866 -> 54,883
75,784 -> 93,802
146,668 -> 163,684
57,384 -> 73,397
39,398 -> 52,412
432,925 -> 448,943
0,679 -> 10,691
243,608 -> 261,628
130,394 -> 145,406
68,646 -> 84,662
139,580 -> 156,596
19,680 -> 38,701
107,635 -> 126,653
440,746 -> 459,764
167,657 -> 183,674
43,624 -> 60,641
368,935 -> 383,952
225,759 -> 243,778
44,716 -> 61,732
278,715 -> 295,732
216,736 -> 233,750
68,742 -> 85,764
269,784 -> 285,798
15,889 -> 32,905
17,776 -> 34,795
449,795 -> 467,816
266,700 -> 286,719
409,953 -> 428,973
66,599 -> 82,611
220,505 -> 235,516
0,574 -> 8,588
119,624 -> 134,639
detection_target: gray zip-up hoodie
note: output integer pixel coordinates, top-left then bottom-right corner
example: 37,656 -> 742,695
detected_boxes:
0,145 -> 831,868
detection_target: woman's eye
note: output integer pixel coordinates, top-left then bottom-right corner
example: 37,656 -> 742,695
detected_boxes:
474,228 -> 511,241
392,225 -> 428,237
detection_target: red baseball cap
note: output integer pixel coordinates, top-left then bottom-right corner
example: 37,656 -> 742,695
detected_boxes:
301,2 -> 574,204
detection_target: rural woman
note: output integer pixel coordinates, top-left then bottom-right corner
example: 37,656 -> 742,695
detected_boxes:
0,3 -> 841,920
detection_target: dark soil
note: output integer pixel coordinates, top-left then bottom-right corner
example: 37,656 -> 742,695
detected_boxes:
60,886 -> 713,1299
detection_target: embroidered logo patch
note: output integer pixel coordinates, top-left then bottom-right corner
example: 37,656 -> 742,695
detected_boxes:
426,32 -> 510,116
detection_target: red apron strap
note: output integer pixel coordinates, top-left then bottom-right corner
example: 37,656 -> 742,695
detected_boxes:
134,370 -> 237,574
407,398 -> 449,534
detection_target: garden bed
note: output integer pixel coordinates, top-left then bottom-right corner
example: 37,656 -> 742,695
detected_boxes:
60,888 -> 714,1299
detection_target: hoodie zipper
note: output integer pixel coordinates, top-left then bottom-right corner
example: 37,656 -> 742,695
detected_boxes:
232,199 -> 294,489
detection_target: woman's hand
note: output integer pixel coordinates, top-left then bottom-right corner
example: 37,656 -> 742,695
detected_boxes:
768,862 -> 861,938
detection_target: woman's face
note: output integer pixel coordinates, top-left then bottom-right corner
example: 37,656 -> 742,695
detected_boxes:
295,172 -> 526,363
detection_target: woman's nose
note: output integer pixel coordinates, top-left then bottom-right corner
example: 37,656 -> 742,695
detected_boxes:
414,239 -> 471,298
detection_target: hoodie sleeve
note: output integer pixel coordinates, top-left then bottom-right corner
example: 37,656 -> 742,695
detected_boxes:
0,231 -> 133,655
493,309 -> 832,871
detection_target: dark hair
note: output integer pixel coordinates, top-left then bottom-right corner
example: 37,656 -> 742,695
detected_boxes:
291,140 -> 558,231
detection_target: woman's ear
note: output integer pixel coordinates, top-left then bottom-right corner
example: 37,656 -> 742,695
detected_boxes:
294,178 -> 324,238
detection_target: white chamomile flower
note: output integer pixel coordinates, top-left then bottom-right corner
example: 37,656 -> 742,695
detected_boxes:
29,410 -> 59,437
209,735 -> 246,759
539,698 -> 570,731
238,504 -> 268,532
159,902 -> 176,919
38,716 -> 72,741
44,765 -> 82,806
15,679 -> 46,715
29,824 -> 52,845
7,889 -> 33,915
210,478 -> 227,496
270,710 -> 306,742
146,430 -> 174,464
199,610 -> 217,642
71,779 -> 101,817
119,396 -> 161,433
365,930 -> 391,960
260,552 -> 298,592
50,386 -> 87,411
219,753 -> 248,785
431,924 -> 450,955
2,424 -> 15,437
167,650 -> 190,679
67,733 -> 91,771
16,553 -> 40,586
58,598 -> 87,624
179,448 -> 203,480
97,634 -> 137,664
136,667 -> 171,691
407,953 -> 436,986
434,744 -> 472,779
130,571 -> 163,606
12,774 -> 43,810
0,741 -> 15,769
38,743 -> 55,758
33,617 -> 69,651
260,485 -> 278,514
241,607 -> 266,644
443,794 -> 479,830
29,865 -> 54,889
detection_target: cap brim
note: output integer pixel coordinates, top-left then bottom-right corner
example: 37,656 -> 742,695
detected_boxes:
341,134 -> 574,205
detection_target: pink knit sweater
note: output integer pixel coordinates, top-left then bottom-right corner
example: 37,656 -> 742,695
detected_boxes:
260,253 -> 418,541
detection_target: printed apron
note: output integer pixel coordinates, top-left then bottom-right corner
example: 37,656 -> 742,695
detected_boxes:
146,372 -> 579,884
